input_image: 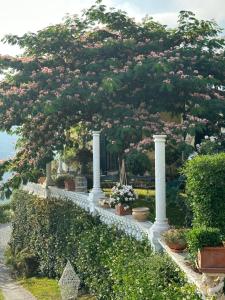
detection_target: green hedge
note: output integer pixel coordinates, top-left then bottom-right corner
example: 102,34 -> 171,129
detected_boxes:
0,202 -> 12,223
8,190 -> 200,300
182,153 -> 225,235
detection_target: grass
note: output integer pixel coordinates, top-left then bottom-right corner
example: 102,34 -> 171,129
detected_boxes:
103,188 -> 155,198
19,277 -> 95,300
0,289 -> 4,300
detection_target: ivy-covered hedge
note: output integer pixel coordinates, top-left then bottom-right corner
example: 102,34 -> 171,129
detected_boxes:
8,190 -> 200,300
0,202 -> 12,223
182,153 -> 225,236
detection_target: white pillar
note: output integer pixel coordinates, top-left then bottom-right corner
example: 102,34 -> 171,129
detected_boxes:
88,131 -> 104,211
43,162 -> 54,187
57,158 -> 63,176
149,135 -> 169,251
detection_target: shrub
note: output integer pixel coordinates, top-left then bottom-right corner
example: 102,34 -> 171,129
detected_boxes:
10,190 -> 99,278
186,227 -> 222,259
9,190 -> 201,299
0,203 -> 13,223
166,184 -> 192,228
54,174 -> 74,188
162,228 -> 187,247
182,153 -> 225,235
125,150 -> 151,176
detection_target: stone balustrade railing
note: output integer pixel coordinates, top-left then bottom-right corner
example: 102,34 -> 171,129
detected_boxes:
23,183 -> 153,241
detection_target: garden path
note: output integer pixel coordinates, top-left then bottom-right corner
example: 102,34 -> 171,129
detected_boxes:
0,223 -> 36,300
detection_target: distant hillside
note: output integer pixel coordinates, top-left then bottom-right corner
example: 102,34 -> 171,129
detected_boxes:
0,132 -> 17,160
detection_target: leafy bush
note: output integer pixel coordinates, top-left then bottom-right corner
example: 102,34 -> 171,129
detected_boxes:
162,229 -> 187,247
182,153 -> 225,235
186,227 -> 222,259
5,247 -> 39,277
125,150 -> 151,176
0,203 -> 12,223
166,185 -> 192,228
8,190 -> 201,299
54,174 -> 74,188
10,190 -> 99,278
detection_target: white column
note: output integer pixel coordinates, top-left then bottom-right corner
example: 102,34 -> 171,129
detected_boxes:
88,131 -> 104,211
153,135 -> 168,230
57,158 -> 63,176
43,162 -> 54,187
149,135 -> 169,251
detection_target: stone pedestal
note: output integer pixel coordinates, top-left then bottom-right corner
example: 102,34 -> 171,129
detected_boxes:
43,162 -> 55,187
149,135 -> 169,250
88,131 -> 104,212
201,273 -> 225,299
57,158 -> 64,176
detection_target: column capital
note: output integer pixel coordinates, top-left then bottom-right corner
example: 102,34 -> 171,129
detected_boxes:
92,131 -> 101,136
153,135 -> 167,142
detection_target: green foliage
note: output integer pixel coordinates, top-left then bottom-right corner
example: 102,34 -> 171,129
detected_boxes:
0,202 -> 12,223
182,153 -> 225,235
125,150 -> 151,176
10,190 -> 99,278
0,289 -> 4,300
0,3 -> 225,195
54,174 -> 74,188
186,227 -> 222,259
162,228 -> 187,247
19,277 -> 61,300
8,190 -> 201,299
166,183 -> 192,228
5,246 -> 39,277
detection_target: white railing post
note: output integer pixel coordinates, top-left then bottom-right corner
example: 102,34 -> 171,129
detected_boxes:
88,131 -> 104,212
149,135 -> 169,250
57,158 -> 63,176
43,162 -> 54,187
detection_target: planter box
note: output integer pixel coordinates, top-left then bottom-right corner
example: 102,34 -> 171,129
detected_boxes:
64,179 -> 75,191
38,177 -> 46,184
198,247 -> 225,273
166,242 -> 187,253
115,204 -> 131,216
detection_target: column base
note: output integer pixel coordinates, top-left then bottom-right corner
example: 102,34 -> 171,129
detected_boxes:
42,178 -> 55,188
149,220 -> 169,252
88,188 -> 105,213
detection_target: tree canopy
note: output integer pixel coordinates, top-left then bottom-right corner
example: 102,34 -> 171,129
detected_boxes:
0,1 -> 225,193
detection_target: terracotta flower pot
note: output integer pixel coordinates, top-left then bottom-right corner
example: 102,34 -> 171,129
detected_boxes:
198,246 -> 225,273
38,177 -> 46,184
64,179 -> 75,191
132,207 -> 149,222
99,198 -> 110,209
166,242 -> 187,253
115,204 -> 131,216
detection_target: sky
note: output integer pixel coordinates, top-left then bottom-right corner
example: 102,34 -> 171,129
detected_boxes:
0,0 -> 225,56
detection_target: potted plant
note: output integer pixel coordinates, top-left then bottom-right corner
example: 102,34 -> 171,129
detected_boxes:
162,228 -> 187,252
64,175 -> 75,191
55,175 -> 67,188
99,198 -> 111,209
110,183 -> 136,216
186,227 -> 225,273
38,176 -> 46,185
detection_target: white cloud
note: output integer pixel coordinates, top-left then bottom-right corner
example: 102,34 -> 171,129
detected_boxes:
173,0 -> 225,24
150,12 -> 178,28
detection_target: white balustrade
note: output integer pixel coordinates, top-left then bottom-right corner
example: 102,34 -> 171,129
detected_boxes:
23,183 -> 152,241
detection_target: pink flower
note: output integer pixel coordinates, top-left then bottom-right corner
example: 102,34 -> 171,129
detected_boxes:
41,67 -> 53,74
